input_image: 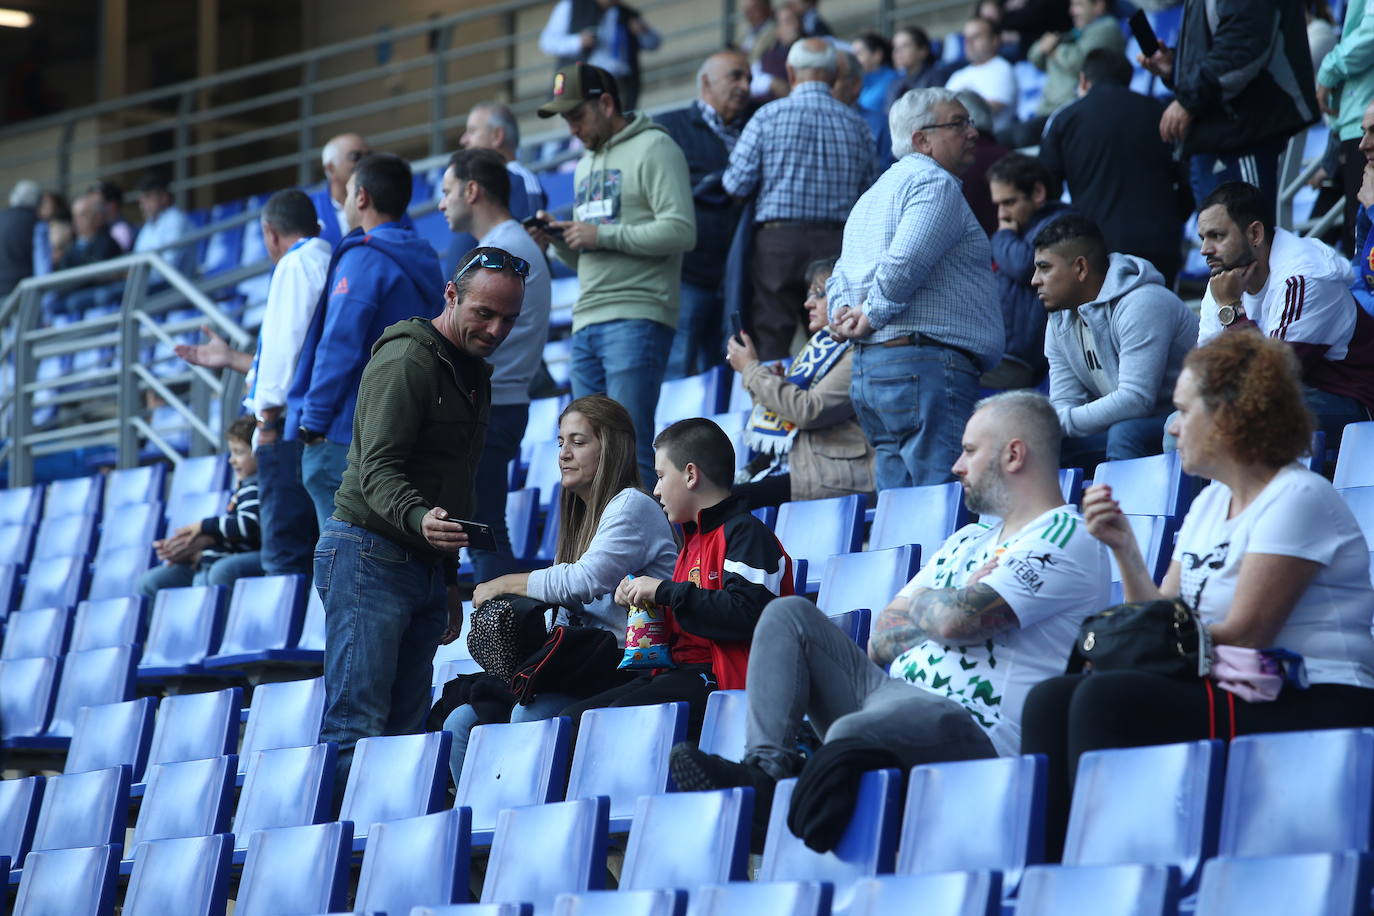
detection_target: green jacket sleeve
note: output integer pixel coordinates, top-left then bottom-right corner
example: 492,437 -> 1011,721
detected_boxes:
352,342 -> 433,539
596,138 -> 697,257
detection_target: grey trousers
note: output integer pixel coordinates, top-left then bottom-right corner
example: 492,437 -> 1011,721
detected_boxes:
746,596 -> 996,779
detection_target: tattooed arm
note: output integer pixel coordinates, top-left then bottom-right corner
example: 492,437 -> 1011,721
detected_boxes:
867,583 -> 1022,668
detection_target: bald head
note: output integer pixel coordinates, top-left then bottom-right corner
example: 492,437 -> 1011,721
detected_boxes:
321,133 -> 371,201
699,50 -> 751,122
787,37 -> 838,86
972,390 -> 1062,472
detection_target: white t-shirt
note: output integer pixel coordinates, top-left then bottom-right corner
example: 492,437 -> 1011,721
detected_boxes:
891,505 -> 1111,755
945,57 -> 1018,108
1172,464 -> 1374,688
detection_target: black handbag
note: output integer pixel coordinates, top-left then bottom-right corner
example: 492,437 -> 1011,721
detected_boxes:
510,625 -> 636,704
1067,598 -> 1213,678
465,595 -> 556,682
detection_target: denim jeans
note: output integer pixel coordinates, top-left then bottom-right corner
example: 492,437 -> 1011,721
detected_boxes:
442,691 -> 573,788
850,341 -> 979,490
316,517 -> 448,788
301,439 -> 350,533
571,318 -> 674,488
470,403 -> 529,583
666,282 -> 725,380
1061,411 -> 1173,472
255,436 -> 318,576
136,550 -> 264,598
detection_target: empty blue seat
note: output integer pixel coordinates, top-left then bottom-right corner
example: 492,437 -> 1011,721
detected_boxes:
525,441 -> 562,511
1016,863 -> 1179,916
0,485 -> 44,528
900,754 -> 1045,895
87,544 -> 155,601
524,395 -> 570,451
655,367 -> 727,429
1218,728 -> 1374,859
553,889 -> 686,916
166,455 -> 230,506
295,584 -> 326,658
237,676 -> 325,776
698,689 -> 747,761
507,488 -> 542,559
235,821 -> 353,916
752,505 -> 778,530
415,904 -> 533,916
850,871 -> 1000,916
20,555 -> 88,611
11,844 -> 119,916
566,702 -> 687,831
39,644 -> 138,739
138,585 -> 228,677
232,743 -> 335,856
31,512 -> 97,562
1063,740 -> 1223,892
869,481 -> 970,558
164,489 -> 230,531
2,606 -> 71,659
203,574 -> 307,668
123,833 -> 232,916
776,494 -> 865,593
621,788 -> 751,890
690,881 -> 833,916
457,717 -> 571,845
759,769 -> 902,913
143,687 -> 242,774
816,546 -> 920,619
0,522 -> 36,569
41,474 -> 103,521
1338,487 -> 1374,550
0,656 -> 60,739
1105,515 -> 1177,602
0,562 -> 18,616
339,731 -> 451,850
532,483 -> 565,564
0,776 -> 43,872
1195,852 -> 1371,916
1058,467 -> 1085,507
353,808 -> 472,915
69,595 -> 145,651
1092,451 -> 1198,517
25,764 -> 130,869
129,756 -> 236,857
103,464 -> 167,515
65,696 -> 157,779
1334,422 -> 1374,489
482,796 -> 609,912
95,501 -> 163,557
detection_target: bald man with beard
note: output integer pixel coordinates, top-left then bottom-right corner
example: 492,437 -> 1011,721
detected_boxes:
311,132 -> 371,249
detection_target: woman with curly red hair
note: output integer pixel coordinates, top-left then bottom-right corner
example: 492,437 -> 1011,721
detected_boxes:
1022,329 -> 1374,859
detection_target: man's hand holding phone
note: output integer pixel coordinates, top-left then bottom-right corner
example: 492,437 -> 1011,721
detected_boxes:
421,506 -> 471,553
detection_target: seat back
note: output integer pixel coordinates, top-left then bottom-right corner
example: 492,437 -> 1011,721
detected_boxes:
339,732 -> 451,845
457,717 -> 571,835
0,484 -> 44,528
95,501 -> 163,557
698,689 -> 748,761
566,703 -> 688,825
1338,486 -> 1374,549
139,585 -> 228,673
759,769 -> 902,913
1195,851 -> 1371,916
2,606 -> 71,659
41,474 -> 103,521
131,755 -> 237,848
0,521 -> 36,569
690,881 -> 833,916
554,889 -> 686,916
482,796 -> 609,911
232,743 -> 335,852
30,764 -> 131,856
1107,515 -> 1177,593
817,546 -> 920,617
167,455 -> 231,506
20,554 -> 87,611
212,573 -> 307,659
354,808 -> 472,915
145,687 -> 242,769
870,482 -> 970,557
525,440 -> 562,511
31,512 -> 97,562
899,754 -> 1045,893
1219,728 -> 1374,858
655,367 -> 726,429
413,905 -> 533,916
164,489 -> 231,531
1334,422 -> 1374,488
235,821 -> 353,916
1092,451 -> 1197,517
66,696 -> 158,779
0,655 -> 60,738
507,488 -> 542,560
238,676 -> 326,775
11,844 -> 119,916
297,582 -> 326,651
122,833 -> 232,916
47,644 -> 137,736
0,775 -> 44,868
775,494 -> 865,591
849,871 -> 1001,916
87,544 -> 155,601
524,395 -> 569,449
69,595 -> 145,651
1017,863 -> 1180,916
1064,740 -> 1224,891
621,788 -> 751,890
103,464 -> 167,515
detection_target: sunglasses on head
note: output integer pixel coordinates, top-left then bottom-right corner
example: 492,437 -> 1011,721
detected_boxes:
455,250 -> 531,282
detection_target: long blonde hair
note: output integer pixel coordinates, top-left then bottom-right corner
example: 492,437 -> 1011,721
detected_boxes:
555,395 -> 643,564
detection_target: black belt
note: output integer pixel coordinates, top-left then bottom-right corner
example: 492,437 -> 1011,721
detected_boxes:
758,220 -> 845,231
861,332 -> 979,367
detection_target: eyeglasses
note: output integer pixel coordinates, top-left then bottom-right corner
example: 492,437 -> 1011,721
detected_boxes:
345,148 -> 373,163
805,285 -> 827,299
919,116 -> 973,132
455,250 -> 531,282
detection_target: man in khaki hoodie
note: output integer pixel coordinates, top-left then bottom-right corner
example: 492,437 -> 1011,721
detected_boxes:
531,63 -> 696,487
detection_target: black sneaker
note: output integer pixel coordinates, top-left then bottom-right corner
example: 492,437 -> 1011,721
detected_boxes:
670,743 -> 778,853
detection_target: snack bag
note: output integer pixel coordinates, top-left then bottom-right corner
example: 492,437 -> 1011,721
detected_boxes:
619,601 -> 674,670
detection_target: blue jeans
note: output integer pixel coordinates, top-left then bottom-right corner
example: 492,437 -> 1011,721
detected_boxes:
301,440 -> 349,534
136,550 -> 264,598
443,691 -> 573,788
571,318 -> 674,488
316,517 -> 448,787
470,403 -> 529,583
666,282 -> 724,381
255,436 -> 317,576
1189,137 -> 1286,209
850,341 -> 979,490
1061,411 -> 1173,472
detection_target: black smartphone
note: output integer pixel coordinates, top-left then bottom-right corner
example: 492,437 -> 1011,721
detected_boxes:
1129,9 -> 1160,57
521,215 -> 564,238
451,518 -> 498,552
728,310 -> 744,343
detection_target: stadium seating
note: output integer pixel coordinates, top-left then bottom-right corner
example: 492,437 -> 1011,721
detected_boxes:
775,493 -> 865,593
296,583 -> 326,659
203,573 -> 308,668
127,755 -> 236,860
68,595 -> 145,651
2,606 -> 71,659
848,871 -> 1001,916
21,764 -> 131,875
827,609 -> 872,651
87,544 -> 156,601
869,481 -> 969,557
122,833 -> 233,916
0,776 -> 43,873
619,788 -> 752,890
457,717 -> 571,845
565,702 -> 688,832
1016,863 -> 1180,916
1338,486 -> 1374,548
1092,452 -> 1198,517
525,440 -> 563,511
232,742 -> 335,857
141,688 -> 242,779
1334,422 -> 1374,488
0,656 -> 60,739
64,696 -> 157,779
816,546 -> 920,618
351,808 -> 472,915
0,485 -> 44,528
0,563 -> 19,617
1194,851 -> 1372,916
30,511 -> 97,562
137,585 -> 229,677
41,474 -> 103,521
235,821 -> 353,916
236,676 -> 326,775
698,689 -> 748,761
416,905 -> 534,916
655,367 -> 727,430
36,644 -> 138,740
164,489 -> 230,531
94,500 -> 162,556
103,464 -> 167,514
0,521 -> 36,569
689,880 -> 833,916
481,796 -> 610,912
338,731 -> 451,850
19,554 -> 87,611
507,487 -> 543,560
11,844 -> 120,915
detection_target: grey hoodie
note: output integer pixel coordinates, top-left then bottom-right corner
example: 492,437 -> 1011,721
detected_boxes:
1046,253 -> 1198,438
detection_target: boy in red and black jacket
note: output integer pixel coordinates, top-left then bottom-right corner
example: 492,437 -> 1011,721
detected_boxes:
559,418 -> 793,736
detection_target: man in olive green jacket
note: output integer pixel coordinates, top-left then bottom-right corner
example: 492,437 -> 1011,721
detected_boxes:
318,245 -> 526,785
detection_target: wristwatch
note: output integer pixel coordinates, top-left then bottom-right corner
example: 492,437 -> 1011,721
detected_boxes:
298,426 -> 327,445
1217,300 -> 1246,327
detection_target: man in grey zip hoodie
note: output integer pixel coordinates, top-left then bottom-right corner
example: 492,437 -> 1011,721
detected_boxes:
1031,214 -> 1197,471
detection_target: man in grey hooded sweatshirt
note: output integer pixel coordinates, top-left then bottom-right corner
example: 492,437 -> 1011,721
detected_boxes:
1031,213 -> 1197,471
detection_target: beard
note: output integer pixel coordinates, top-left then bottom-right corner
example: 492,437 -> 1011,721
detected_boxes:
963,464 -> 1012,518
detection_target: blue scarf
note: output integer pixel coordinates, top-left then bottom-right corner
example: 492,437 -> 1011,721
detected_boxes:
745,330 -> 849,457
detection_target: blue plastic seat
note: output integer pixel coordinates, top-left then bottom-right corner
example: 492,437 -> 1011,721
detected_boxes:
689,881 -> 833,916
138,585 -> 228,677
554,889 -> 686,916
37,644 -> 138,740
295,584 -> 326,658
1063,740 -> 1223,893
816,546 -> 920,620
65,696 -> 157,779
339,732 -> 451,850
235,821 -> 353,916
525,441 -> 562,511
129,756 -> 236,858
1058,467 -> 1085,507
776,494 -> 865,593
95,501 -> 163,557
532,483 -> 564,564
143,688 -> 242,775
87,544 -> 155,601
0,776 -> 43,872
698,689 -> 748,761
1195,852 -> 1371,916
0,522 -> 36,569
232,743 -> 335,856
482,796 -> 610,913
123,833 -> 232,916
620,788 -> 751,890
25,764 -> 131,869
0,485 -> 44,528
31,512 -> 97,562
0,562 -> 19,617
507,488 -> 542,559
655,367 -> 727,429
1337,487 -> 1374,550
1092,451 -> 1198,517
69,595 -> 145,651
41,474 -> 103,521
849,871 -> 1001,916
353,808 -> 472,915
20,555 -> 88,611
752,505 -> 778,530
457,717 -> 571,845
1105,515 -> 1178,603
164,489 -> 230,531
11,844 -> 119,916
759,769 -> 903,913
524,395 -> 570,451
0,656 -> 60,739
1218,728 -> 1374,859
1334,422 -> 1374,488
1017,863 -> 1179,916
237,676 -> 325,777
899,754 -> 1045,895
103,464 -> 167,515
566,703 -> 687,832
869,482 -> 970,558
203,574 -> 307,668
2,606 -> 71,659
414,904 -> 533,916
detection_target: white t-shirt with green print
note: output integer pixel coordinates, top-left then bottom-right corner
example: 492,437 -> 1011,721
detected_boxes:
890,504 -> 1111,756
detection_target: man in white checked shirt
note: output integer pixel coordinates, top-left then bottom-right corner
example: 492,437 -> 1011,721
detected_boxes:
175,189 -> 331,577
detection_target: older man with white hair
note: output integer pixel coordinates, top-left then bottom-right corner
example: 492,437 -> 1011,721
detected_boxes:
724,37 -> 878,360
0,179 -> 40,297
461,102 -> 547,216
828,87 -> 1003,489
311,132 -> 371,248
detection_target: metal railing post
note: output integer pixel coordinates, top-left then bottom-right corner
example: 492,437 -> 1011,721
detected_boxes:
299,58 -> 320,186
116,263 -> 150,468
879,0 -> 894,38
57,122 -> 75,194
174,91 -> 193,210
10,287 -> 39,487
722,0 -> 736,48
431,24 -> 452,158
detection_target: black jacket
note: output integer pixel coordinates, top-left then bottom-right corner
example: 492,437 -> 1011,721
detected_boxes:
0,205 -> 35,297
1171,0 -> 1317,157
654,103 -> 745,291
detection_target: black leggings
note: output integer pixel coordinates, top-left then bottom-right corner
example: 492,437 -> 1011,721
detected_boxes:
559,663 -> 718,742
1020,671 -> 1374,861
